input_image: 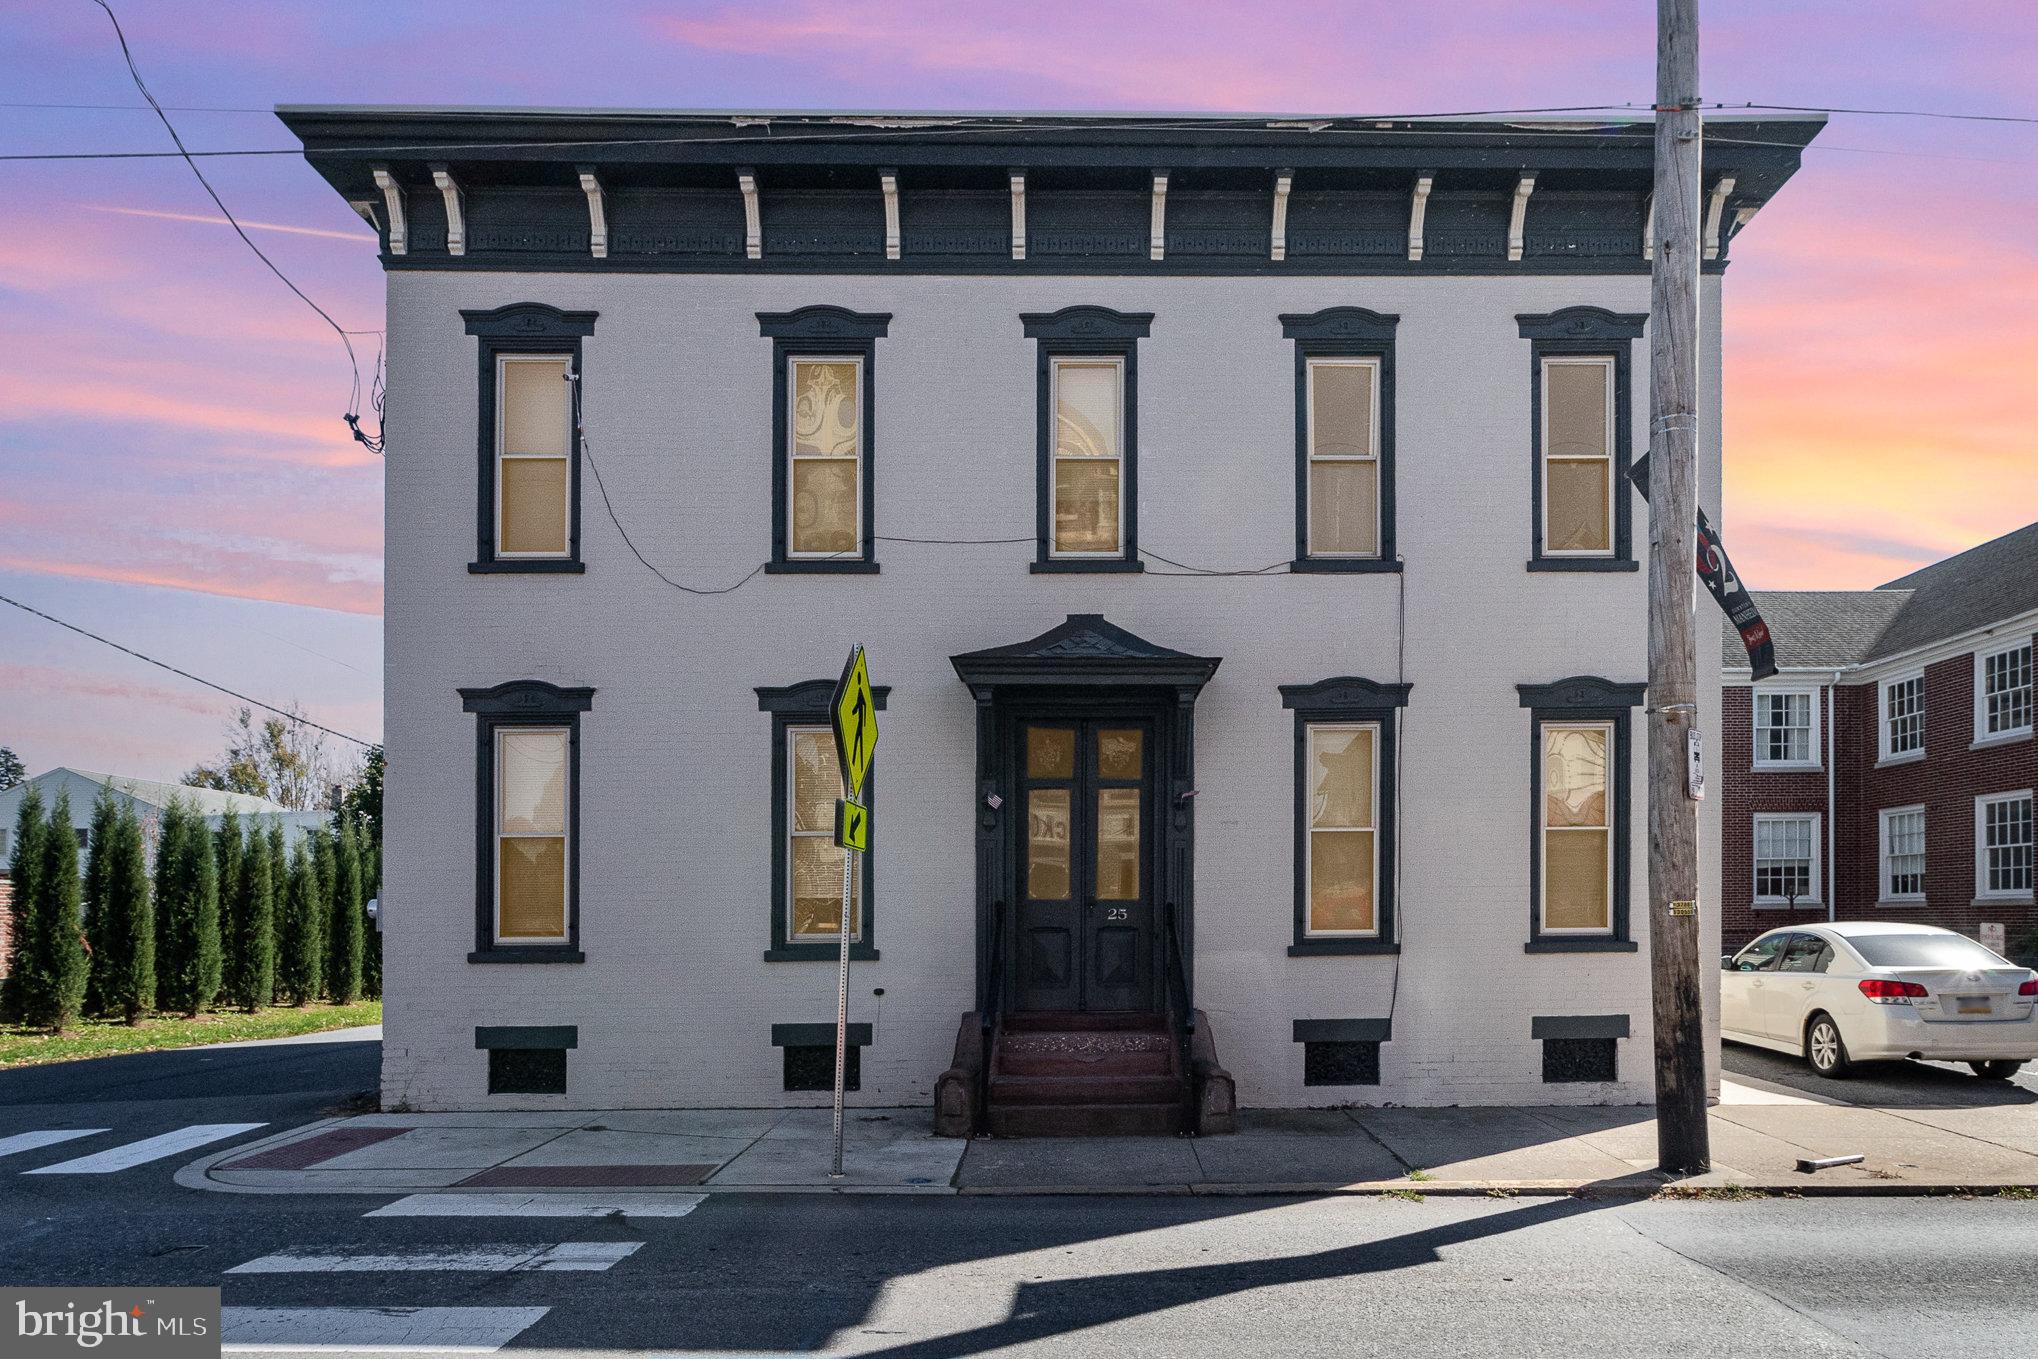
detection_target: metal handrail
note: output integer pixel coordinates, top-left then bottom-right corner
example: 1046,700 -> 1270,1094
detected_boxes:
978,899 -> 1006,1133
1162,901 -> 1196,1131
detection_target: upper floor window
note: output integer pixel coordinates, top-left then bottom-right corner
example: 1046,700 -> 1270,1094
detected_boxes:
1753,688 -> 1818,768
1880,674 -> 1925,760
1879,805 -> 1926,902
1976,792 -> 2034,900
758,307 -> 889,574
1517,308 -> 1644,573
461,304 -> 597,574
1977,641 -> 2034,742
1519,677 -> 1645,953
1753,813 -> 1820,905
1280,308 -> 1401,573
1022,307 -> 1151,573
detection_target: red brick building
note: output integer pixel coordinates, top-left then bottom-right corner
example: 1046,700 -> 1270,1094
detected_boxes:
1722,522 -> 2037,957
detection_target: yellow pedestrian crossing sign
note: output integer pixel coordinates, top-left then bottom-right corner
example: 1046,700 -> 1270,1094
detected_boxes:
831,644 -> 877,802
834,798 -> 870,852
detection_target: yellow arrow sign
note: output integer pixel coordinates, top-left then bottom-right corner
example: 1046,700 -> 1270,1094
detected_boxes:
834,798 -> 870,853
831,644 -> 877,802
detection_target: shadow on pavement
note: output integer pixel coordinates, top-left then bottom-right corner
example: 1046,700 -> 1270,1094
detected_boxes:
1722,1041 -> 2036,1110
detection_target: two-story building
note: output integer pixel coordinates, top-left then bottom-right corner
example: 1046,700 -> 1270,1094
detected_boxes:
284,106 -> 1819,1126
1723,521 -> 2038,956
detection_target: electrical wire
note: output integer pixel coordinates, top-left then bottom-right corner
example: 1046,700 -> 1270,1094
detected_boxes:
0,591 -> 375,748
82,0 -> 384,455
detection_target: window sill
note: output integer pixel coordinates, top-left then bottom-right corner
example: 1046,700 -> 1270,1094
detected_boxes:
1970,730 -> 2033,751
468,947 -> 585,964
766,560 -> 881,575
1031,558 -> 1144,574
469,559 -> 585,574
1753,761 -> 1823,773
1523,938 -> 1638,954
1288,938 -> 1400,956
1287,558 -> 1403,575
1875,751 -> 1926,768
1525,558 -> 1640,573
1875,898 -> 1926,908
764,944 -> 881,962
1973,894 -> 2036,909
1752,901 -> 1823,910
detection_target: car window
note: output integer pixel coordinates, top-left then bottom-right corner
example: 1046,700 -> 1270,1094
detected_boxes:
1847,933 -> 2011,969
1778,935 -> 1831,974
1732,934 -> 1788,972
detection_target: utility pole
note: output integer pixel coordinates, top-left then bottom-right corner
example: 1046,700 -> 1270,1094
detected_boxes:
1647,0 -> 1711,1175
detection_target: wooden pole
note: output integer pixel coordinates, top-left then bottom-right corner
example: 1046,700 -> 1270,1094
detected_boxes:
1647,0 -> 1712,1175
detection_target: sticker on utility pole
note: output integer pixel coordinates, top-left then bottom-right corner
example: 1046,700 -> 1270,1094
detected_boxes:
831,645 -> 878,802
1686,726 -> 1705,801
1669,899 -> 1697,917
834,797 -> 870,852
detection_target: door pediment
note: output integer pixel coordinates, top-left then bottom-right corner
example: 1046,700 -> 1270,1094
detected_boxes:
950,614 -> 1220,695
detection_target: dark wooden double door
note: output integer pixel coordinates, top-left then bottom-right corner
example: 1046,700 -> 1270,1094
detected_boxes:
1010,716 -> 1156,1013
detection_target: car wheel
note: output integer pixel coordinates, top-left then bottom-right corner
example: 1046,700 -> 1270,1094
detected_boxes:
1970,1060 -> 2025,1080
1804,1014 -> 1851,1078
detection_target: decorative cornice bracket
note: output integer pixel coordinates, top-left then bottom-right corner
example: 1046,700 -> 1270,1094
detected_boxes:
737,169 -> 762,260
430,165 -> 464,256
880,171 -> 901,260
372,166 -> 407,256
1703,176 -> 1737,260
576,168 -> 607,259
1009,170 -> 1027,261
1506,173 -> 1537,262
1270,171 -> 1293,262
1407,173 -> 1433,262
1149,171 -> 1169,261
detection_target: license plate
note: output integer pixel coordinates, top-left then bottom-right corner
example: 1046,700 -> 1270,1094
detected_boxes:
1956,996 -> 1991,1015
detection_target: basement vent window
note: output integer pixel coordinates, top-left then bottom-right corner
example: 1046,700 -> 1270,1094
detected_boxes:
1541,1036 -> 1618,1083
1303,1040 -> 1381,1086
488,1047 -> 567,1095
783,1044 -> 859,1093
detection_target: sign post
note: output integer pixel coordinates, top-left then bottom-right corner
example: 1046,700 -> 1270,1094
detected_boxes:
828,644 -> 877,1179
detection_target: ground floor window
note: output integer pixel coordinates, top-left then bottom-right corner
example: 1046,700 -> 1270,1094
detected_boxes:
1753,813 -> 1820,905
1977,792 -> 2034,899
1879,806 -> 1926,901
757,678 -> 885,961
459,680 -> 593,962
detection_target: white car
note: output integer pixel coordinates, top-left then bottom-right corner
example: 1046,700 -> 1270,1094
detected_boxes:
1721,921 -> 2038,1079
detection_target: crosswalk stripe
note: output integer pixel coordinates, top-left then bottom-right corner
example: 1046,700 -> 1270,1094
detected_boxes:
221,1306 -> 548,1354
0,1129 -> 107,1161
228,1241 -> 643,1273
23,1122 -> 265,1175
366,1191 -> 705,1219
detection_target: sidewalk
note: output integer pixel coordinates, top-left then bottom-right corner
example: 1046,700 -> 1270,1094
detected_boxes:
183,1077 -> 2038,1199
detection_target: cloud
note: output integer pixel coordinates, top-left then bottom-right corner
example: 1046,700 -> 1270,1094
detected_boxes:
81,203 -> 377,242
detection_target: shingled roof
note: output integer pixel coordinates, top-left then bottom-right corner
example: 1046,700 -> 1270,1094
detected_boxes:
1724,519 -> 2038,670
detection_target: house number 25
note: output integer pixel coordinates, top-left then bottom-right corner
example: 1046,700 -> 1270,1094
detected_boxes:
1105,908 -> 1129,921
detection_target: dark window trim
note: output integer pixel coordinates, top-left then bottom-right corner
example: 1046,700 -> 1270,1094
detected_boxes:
756,679 -> 891,960
460,680 -> 595,964
1021,307 -> 1152,573
475,1025 -> 579,1049
1281,677 -> 1411,955
1516,307 -> 1645,572
770,1022 -> 873,1047
463,303 -> 598,574
1280,307 -> 1401,571
1519,676 -> 1645,953
757,307 -> 891,573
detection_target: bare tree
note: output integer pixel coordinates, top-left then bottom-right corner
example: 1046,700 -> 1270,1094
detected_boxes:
183,707 -> 359,812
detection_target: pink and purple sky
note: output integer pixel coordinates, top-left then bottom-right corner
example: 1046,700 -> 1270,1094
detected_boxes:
2,1 -> 2034,781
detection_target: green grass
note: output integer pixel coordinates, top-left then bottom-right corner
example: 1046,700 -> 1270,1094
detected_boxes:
1381,1187 -> 1426,1203
0,1001 -> 381,1068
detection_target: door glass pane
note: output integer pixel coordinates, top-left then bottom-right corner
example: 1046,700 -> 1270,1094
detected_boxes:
498,837 -> 566,938
501,358 -> 571,457
791,836 -> 858,938
1054,362 -> 1119,458
1546,360 -> 1609,457
792,360 -> 859,455
791,458 -> 858,554
1309,461 -> 1378,556
499,457 -> 568,555
1026,727 -> 1076,780
791,731 -> 841,831
1545,829 -> 1610,930
1095,788 -> 1141,900
1546,459 -> 1612,552
1310,362 -> 1374,458
498,729 -> 567,835
1543,726 -> 1608,828
1309,726 -> 1375,830
1096,729 -> 1143,781
1309,829 -> 1375,933
1027,788 -> 1072,901
1053,459 -> 1120,553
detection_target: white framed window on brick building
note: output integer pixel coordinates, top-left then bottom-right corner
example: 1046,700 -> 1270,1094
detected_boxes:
1752,688 -> 1819,769
1975,791 -> 2034,901
1878,805 -> 1926,903
1976,641 -> 2034,744
1879,673 -> 1925,761
1753,813 -> 1820,906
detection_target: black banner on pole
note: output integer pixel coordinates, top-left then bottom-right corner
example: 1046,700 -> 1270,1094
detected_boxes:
1630,454 -> 1778,680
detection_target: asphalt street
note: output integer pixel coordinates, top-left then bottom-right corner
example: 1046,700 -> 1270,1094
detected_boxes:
4,1031 -> 2037,1358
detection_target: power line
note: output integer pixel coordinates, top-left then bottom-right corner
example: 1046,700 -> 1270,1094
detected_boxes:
82,0 -> 384,455
1731,100 -> 2038,126
0,591 -> 375,748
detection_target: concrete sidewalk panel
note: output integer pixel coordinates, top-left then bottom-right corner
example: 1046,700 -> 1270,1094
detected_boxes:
708,1135 -> 964,1188
582,1110 -> 781,1139
211,1167 -> 477,1190
343,1112 -> 590,1129
1233,1109 -> 1373,1136
497,1128 -> 753,1168
1352,1107 -> 1639,1181
1190,1134 -> 1407,1185
314,1126 -> 568,1171
759,1108 -> 936,1140
959,1137 -> 1201,1189
1715,1104 -> 2038,1182
1890,1104 -> 2038,1158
